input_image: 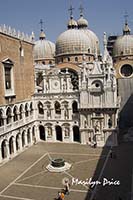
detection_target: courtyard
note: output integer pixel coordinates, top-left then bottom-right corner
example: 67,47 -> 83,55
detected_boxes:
0,141 -> 132,200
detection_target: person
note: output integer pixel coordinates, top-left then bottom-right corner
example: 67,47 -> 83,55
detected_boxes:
64,180 -> 70,195
60,192 -> 65,200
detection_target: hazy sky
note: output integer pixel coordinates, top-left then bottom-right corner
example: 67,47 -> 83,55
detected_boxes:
0,0 -> 133,49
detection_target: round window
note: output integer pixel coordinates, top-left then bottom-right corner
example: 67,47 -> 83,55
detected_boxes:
120,64 -> 133,77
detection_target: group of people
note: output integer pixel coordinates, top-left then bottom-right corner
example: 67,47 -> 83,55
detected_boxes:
55,180 -> 70,200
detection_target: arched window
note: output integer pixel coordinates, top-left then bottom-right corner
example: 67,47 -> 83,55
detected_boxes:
25,104 -> 29,117
13,106 -> 18,122
67,57 -> 70,62
38,102 -> 44,115
55,101 -> 61,114
19,105 -> 23,119
75,57 -> 78,62
72,101 -> 78,113
6,107 -> 12,124
0,109 -> 4,127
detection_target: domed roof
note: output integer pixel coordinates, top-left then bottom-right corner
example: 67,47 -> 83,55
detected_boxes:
77,12 -> 100,54
67,18 -> 78,29
34,31 -> 55,60
113,23 -> 133,57
55,29 -> 93,56
77,16 -> 88,28
80,29 -> 100,54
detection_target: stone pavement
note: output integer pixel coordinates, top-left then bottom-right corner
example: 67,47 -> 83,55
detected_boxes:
0,141 -> 132,200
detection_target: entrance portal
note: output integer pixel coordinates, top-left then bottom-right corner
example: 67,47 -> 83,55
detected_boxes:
39,126 -> 46,140
56,126 -> 62,141
73,126 -> 80,142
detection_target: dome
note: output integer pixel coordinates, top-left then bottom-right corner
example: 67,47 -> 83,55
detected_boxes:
77,16 -> 88,28
67,18 -> 78,29
81,29 -> 100,54
55,29 -> 93,56
113,35 -> 133,57
77,14 -> 100,54
34,32 -> 55,60
113,22 -> 133,57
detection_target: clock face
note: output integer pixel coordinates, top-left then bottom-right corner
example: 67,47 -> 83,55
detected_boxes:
52,80 -> 59,90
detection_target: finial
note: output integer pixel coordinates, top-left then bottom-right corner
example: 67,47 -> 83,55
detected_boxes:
79,4 -> 84,17
39,19 -> 46,40
68,5 -> 74,19
103,32 -> 107,47
124,11 -> 128,24
123,12 -> 131,35
39,19 -> 44,31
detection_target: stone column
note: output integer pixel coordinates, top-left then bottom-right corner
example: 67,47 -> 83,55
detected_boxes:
35,125 -> 40,141
24,132 -> 28,147
30,128 -> 33,145
19,134 -> 23,151
70,126 -> 73,142
52,126 -> 56,142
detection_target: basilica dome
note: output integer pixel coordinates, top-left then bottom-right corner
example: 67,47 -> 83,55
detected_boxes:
77,14 -> 100,54
34,31 -> 55,60
56,29 -> 93,56
113,22 -> 133,57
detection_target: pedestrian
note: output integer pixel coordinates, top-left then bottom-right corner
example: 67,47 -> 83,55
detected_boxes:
64,180 -> 70,195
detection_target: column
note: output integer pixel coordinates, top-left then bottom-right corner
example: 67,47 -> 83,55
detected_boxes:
62,127 -> 65,142
24,132 -> 28,147
35,125 -> 40,141
30,128 -> 33,145
70,126 -> 73,142
19,134 -> 23,151
52,126 -> 56,142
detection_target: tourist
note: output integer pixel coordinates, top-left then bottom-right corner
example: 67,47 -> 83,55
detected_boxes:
64,180 -> 70,195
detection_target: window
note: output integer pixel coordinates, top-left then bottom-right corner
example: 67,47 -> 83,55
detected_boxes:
75,57 -> 78,62
3,59 -> 15,97
55,102 -> 61,114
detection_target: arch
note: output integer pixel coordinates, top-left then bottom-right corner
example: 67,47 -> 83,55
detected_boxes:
13,106 -> 18,122
38,102 -> 44,115
9,136 -> 14,154
55,101 -> 61,114
19,104 -> 24,120
16,133 -> 20,151
25,103 -> 29,117
55,126 -> 62,141
72,101 -> 78,113
73,126 -> 80,142
22,131 -> 26,147
1,140 -> 8,159
27,129 -> 31,144
39,125 -> 46,140
0,109 -> 4,127
6,107 -> 12,124
30,102 -> 33,115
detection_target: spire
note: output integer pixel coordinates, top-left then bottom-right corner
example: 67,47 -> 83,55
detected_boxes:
68,5 -> 74,19
123,12 -> 131,35
39,19 -> 46,40
79,4 -> 84,17
103,32 -> 113,65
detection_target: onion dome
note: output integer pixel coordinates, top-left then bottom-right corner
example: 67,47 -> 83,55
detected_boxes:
67,18 -> 78,29
55,29 -> 92,56
113,22 -> 133,57
34,30 -> 55,60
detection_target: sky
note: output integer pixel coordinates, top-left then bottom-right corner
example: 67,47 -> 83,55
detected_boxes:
0,0 -> 133,50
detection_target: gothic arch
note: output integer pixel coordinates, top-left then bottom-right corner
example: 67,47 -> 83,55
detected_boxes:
9,136 -> 14,154
1,139 -> 8,159
6,107 -> 12,124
